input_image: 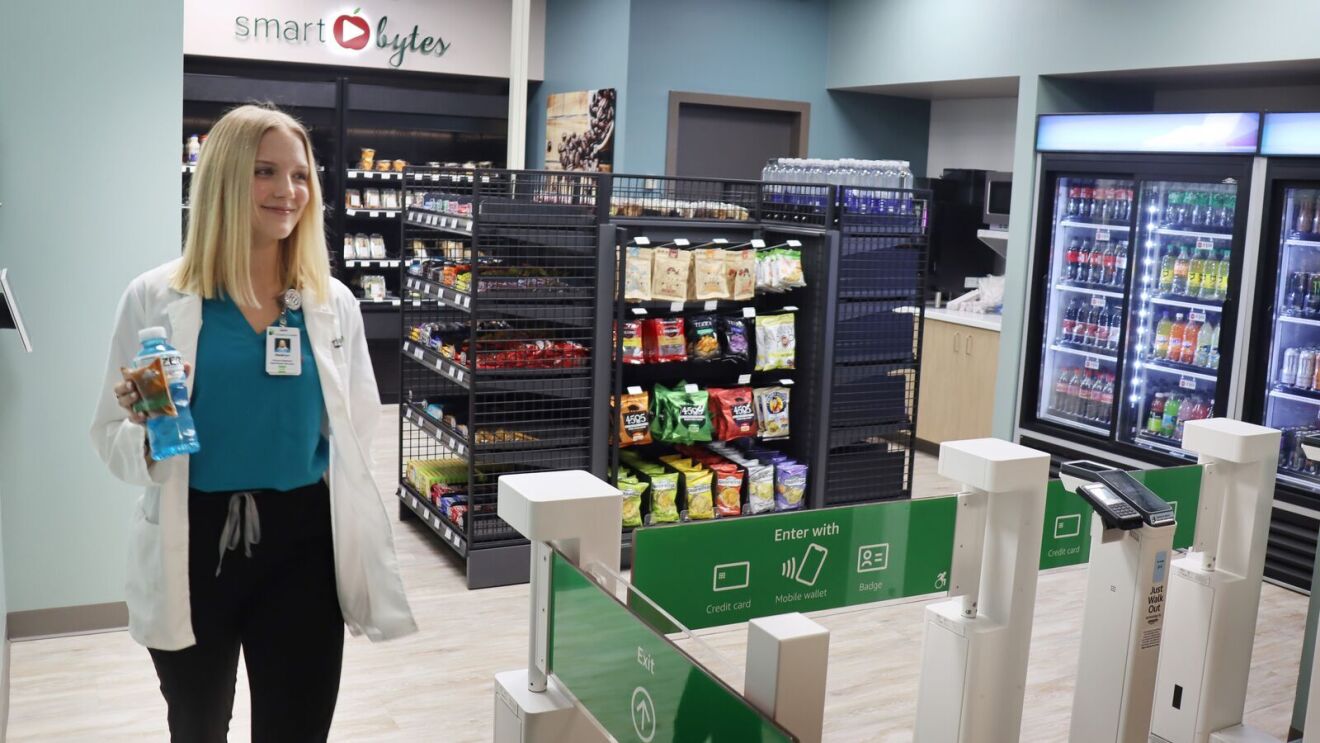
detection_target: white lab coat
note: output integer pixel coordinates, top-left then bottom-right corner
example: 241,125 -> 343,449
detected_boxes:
90,258 -> 417,650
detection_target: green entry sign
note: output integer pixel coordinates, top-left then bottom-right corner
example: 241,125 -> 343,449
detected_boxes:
549,552 -> 794,742
631,498 -> 958,630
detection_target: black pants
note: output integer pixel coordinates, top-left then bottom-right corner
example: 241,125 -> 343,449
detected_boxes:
149,481 -> 344,743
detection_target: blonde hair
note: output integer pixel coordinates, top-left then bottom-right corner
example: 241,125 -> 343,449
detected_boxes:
173,104 -> 330,307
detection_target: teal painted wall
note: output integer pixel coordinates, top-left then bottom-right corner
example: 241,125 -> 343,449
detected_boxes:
0,1 -> 183,612
527,0 -> 632,169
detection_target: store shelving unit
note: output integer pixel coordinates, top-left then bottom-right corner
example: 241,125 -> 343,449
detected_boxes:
397,167 -> 610,588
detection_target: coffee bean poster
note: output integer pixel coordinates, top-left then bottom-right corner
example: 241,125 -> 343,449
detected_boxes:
545,88 -> 615,172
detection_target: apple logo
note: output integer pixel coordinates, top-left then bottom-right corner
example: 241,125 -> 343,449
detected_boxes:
334,8 -> 370,51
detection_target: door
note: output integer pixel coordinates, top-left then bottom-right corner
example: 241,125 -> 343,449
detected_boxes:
666,93 -> 808,180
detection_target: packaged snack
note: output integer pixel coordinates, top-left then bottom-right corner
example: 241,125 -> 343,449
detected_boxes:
713,464 -> 744,517
370,233 -> 387,259
683,468 -> 715,520
776,462 -> 808,511
755,313 -> 796,371
354,233 -> 370,260
720,316 -> 750,363
686,315 -> 720,361
779,249 -> 806,288
346,189 -> 363,209
127,357 -> 178,418
619,392 -> 652,448
725,250 -> 757,300
619,476 -> 647,528
745,462 -> 775,514
620,321 -> 645,365
709,387 -> 757,440
651,248 -> 691,302
382,189 -> 400,209
692,248 -> 729,300
647,471 -> 681,524
643,318 -> 687,363
359,148 -> 375,170
343,235 -> 354,261
651,383 -> 712,444
754,386 -> 791,439
624,246 -> 653,302
364,188 -> 382,209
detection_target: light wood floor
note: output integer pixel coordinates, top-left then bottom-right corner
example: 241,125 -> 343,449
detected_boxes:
6,409 -> 1308,741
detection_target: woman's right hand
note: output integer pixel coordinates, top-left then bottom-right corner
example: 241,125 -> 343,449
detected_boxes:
115,368 -> 148,424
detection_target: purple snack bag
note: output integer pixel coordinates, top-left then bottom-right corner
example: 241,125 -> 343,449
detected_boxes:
775,463 -> 808,511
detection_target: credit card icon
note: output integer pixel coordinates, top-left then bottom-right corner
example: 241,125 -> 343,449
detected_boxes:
713,561 -> 750,592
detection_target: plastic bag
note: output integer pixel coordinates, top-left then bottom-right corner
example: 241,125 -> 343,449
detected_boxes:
754,313 -> 796,371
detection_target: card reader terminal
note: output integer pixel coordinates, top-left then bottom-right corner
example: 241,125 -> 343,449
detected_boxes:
1061,460 -> 1176,531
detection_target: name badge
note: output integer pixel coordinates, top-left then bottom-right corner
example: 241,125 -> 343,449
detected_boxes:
266,326 -> 302,376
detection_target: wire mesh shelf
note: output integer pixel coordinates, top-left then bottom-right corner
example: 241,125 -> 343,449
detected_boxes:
610,174 -> 758,223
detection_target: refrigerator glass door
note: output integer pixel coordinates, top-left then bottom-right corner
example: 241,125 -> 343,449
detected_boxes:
1035,176 -> 1135,435
1119,179 -> 1238,456
1263,187 -> 1320,487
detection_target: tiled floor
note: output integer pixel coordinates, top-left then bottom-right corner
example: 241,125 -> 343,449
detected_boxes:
5,410 -> 1308,741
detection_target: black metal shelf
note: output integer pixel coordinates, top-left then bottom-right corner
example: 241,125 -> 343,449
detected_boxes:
398,480 -> 467,557
403,402 -> 591,455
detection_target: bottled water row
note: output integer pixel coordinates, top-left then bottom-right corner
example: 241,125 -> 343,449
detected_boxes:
760,158 -> 915,215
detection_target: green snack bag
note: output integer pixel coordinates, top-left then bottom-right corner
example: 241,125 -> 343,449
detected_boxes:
620,477 -> 647,528
647,471 -> 680,524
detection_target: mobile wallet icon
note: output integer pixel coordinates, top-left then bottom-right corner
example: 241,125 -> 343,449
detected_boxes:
781,543 -> 828,587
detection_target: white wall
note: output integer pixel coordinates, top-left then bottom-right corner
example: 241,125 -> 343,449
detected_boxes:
925,97 -> 1018,177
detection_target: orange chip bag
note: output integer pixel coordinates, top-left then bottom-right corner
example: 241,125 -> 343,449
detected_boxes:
619,392 -> 653,447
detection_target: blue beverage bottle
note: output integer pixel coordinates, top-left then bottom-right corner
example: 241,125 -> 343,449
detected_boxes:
134,327 -> 200,460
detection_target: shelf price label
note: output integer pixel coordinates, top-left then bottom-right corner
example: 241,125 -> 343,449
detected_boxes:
1096,230 -> 1111,243
1091,296 -> 1107,307
1084,358 -> 1101,371
1189,310 -> 1206,323
1196,238 -> 1214,250
751,239 -> 766,249
412,346 -> 424,360
1179,377 -> 1197,390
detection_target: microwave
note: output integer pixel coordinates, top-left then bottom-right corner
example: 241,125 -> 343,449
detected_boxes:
983,171 -> 1012,229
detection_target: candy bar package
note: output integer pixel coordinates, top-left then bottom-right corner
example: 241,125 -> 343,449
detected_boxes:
725,250 -> 757,300
620,321 -> 645,365
618,391 -> 653,448
128,358 -> 178,418
755,313 -> 796,371
682,468 -> 715,520
713,464 -> 745,518
643,318 -> 687,364
754,386 -> 791,439
719,316 -> 750,363
651,248 -> 691,302
776,462 -> 808,511
691,248 -> 729,300
709,387 -> 757,440
624,246 -> 653,302
686,314 -> 721,361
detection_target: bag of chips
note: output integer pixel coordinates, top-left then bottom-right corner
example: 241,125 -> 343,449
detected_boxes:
713,464 -> 744,517
643,318 -> 687,363
619,391 -> 652,447
709,387 -> 757,440
619,474 -> 647,528
754,386 -> 791,439
754,313 -> 796,371
720,316 -> 750,363
651,383 -> 712,444
744,461 -> 775,514
691,248 -> 729,300
776,462 -> 808,511
686,315 -> 720,361
621,321 -> 645,365
624,246 -> 653,302
725,250 -> 757,300
127,358 -> 178,418
683,468 -> 715,520
778,248 -> 806,289
622,453 -> 681,525
651,248 -> 691,302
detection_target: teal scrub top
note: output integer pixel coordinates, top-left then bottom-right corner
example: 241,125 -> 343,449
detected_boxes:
188,295 -> 330,492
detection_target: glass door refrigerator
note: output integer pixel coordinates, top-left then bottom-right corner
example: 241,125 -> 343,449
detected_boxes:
1018,113 -> 1261,467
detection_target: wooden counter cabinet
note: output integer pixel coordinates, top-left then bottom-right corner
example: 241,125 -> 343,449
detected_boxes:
915,318 -> 999,445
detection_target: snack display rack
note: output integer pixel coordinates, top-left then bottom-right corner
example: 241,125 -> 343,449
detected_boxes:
396,167 -> 611,588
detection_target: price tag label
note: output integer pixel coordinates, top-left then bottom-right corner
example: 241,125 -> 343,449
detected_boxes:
410,496 -> 418,509
444,527 -> 454,540
780,378 -> 795,386
1085,358 -> 1101,370
346,209 -> 357,216
430,173 -> 440,182
787,240 -> 802,248
714,238 -> 729,245
704,300 -> 718,310
1196,238 -> 1214,250
626,385 -> 644,395
743,307 -> 757,318
634,237 -> 651,246
391,299 -> 401,306
738,374 -> 752,384
1179,377 -> 1197,390
783,305 -> 799,312
751,239 -> 766,249
684,383 -> 699,393
674,239 -> 691,247
369,211 -> 380,218
1189,310 -> 1206,323
412,346 -> 424,360
462,296 -> 471,308
412,300 -> 422,307
1091,296 -> 1106,307
1096,230 -> 1111,243
364,172 -> 375,179
631,307 -> 648,316
670,301 -> 685,312
412,173 -> 422,180
456,371 -> 465,383
481,176 -> 490,183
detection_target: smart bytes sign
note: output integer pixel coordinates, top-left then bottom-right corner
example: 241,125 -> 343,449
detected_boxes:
184,1 -> 546,78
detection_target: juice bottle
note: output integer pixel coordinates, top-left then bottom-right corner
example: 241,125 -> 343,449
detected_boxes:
1167,313 -> 1187,362
1172,245 -> 1191,295
1187,247 -> 1206,297
1180,320 -> 1200,365
1215,250 -> 1231,297
1147,393 -> 1165,434
1153,312 -> 1172,359
1161,394 -> 1181,438
1158,248 -> 1176,294
1193,320 -> 1214,367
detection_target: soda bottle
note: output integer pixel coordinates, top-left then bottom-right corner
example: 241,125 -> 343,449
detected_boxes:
1161,394 -> 1181,438
1116,189 -> 1131,223
1153,312 -> 1172,359
1079,373 -> 1095,418
1290,271 -> 1309,313
1214,250 -> 1231,299
1114,241 -> 1128,287
1180,320 -> 1200,365
1311,195 -> 1320,233
1282,347 -> 1300,387
1100,375 -> 1115,424
1104,187 -> 1118,223
1297,195 -> 1313,235
1065,237 -> 1080,280
1108,309 -> 1122,351
1067,369 -> 1083,415
1164,191 -> 1182,225
1101,243 -> 1117,284
1083,306 -> 1100,346
1187,247 -> 1205,297
1075,240 -> 1092,283
1168,313 -> 1187,361
1147,392 -> 1165,434
1090,243 -> 1107,284
1193,320 -> 1214,367
1172,246 -> 1191,295
1176,395 -> 1197,440
1080,184 -> 1095,221
1158,248 -> 1176,293
1096,305 -> 1111,348
1222,194 -> 1237,231
1054,368 -> 1072,412
1067,185 -> 1081,218
132,327 -> 200,460
1309,276 -> 1320,317
1062,299 -> 1079,343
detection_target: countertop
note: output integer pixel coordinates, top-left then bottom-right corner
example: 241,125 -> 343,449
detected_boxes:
923,306 -> 1003,332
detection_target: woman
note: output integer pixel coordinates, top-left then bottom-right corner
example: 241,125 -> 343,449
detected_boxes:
91,104 -> 416,742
